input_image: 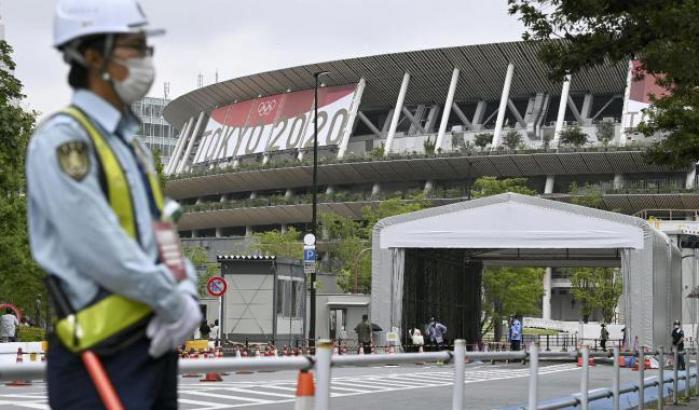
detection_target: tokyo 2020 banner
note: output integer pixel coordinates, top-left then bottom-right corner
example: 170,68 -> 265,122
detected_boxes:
192,84 -> 359,164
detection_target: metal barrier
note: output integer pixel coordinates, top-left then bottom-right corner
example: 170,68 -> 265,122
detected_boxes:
1,340 -> 698,410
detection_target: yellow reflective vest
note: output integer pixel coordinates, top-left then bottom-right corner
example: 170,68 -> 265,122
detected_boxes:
54,106 -> 165,352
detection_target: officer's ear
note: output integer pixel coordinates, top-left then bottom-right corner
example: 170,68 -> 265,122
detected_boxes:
83,48 -> 104,73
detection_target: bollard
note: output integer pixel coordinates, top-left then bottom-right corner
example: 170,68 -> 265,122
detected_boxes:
528,343 -> 539,410
581,346 -> 589,410
639,348 -> 645,410
613,347 -> 620,410
674,346 -> 679,405
452,339 -> 465,410
546,335 -> 550,352
658,346 -> 664,410
685,349 -> 690,401
315,339 -> 333,410
695,341 -> 699,396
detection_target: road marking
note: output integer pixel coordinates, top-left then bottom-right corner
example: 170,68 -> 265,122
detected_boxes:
181,390 -> 273,404
0,363 -> 579,410
222,387 -> 296,398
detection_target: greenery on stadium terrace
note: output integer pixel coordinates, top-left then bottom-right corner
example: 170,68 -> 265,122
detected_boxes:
168,142 -> 653,181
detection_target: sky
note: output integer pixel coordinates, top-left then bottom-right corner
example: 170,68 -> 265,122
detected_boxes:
3,0 -> 526,119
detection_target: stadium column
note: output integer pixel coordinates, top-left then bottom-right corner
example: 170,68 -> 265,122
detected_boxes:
544,74 -> 572,194
164,116 -> 193,175
491,63 -> 515,150
543,267 -> 552,320
686,163 -> 698,190
435,67 -> 460,153
472,100 -> 487,131
337,78 -> 366,159
384,72 -> 411,157
175,111 -> 207,174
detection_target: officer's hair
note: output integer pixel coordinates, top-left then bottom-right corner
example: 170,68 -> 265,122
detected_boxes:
5,308 -> 11,314
66,34 -> 108,90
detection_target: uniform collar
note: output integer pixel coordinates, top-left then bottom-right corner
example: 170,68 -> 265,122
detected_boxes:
71,90 -> 140,142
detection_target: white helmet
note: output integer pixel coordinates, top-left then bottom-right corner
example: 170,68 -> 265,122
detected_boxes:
53,0 -> 155,48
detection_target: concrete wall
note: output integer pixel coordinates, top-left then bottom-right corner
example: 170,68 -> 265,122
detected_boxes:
309,294 -> 370,341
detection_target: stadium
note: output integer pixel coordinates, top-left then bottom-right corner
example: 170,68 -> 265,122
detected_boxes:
162,40 -> 699,338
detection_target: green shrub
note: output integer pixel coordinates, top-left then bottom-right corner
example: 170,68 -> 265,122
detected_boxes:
17,326 -> 45,342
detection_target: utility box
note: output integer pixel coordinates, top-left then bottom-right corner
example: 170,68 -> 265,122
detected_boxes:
217,255 -> 305,345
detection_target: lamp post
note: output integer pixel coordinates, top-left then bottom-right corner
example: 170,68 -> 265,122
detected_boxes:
309,70 -> 330,347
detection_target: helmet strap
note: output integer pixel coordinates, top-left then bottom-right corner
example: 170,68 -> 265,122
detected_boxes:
99,34 -> 116,82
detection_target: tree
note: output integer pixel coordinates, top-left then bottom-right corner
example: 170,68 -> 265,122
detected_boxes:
151,148 -> 167,192
482,267 -> 544,339
503,129 -> 522,151
508,0 -> 699,168
183,245 -> 219,297
252,228 -> 303,260
423,137 -> 436,153
559,125 -> 588,147
569,267 -> 622,323
471,176 -> 536,198
0,40 -> 45,319
474,133 -> 493,151
568,182 -> 604,209
596,120 -> 615,147
320,195 -> 432,293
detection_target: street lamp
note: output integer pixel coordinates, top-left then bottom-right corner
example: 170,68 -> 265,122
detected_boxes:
309,70 -> 330,347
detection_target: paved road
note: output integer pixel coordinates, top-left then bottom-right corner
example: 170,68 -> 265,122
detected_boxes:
0,361 -> 668,409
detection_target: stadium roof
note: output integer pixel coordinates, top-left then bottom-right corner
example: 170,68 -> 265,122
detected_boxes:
164,41 -> 628,129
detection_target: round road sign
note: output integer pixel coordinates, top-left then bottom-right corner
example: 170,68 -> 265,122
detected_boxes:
207,276 -> 227,297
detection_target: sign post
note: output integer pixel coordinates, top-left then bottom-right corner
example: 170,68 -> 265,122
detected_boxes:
207,276 -> 228,346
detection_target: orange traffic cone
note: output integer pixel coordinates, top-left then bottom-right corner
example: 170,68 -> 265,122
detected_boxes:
294,370 -> 315,410
7,348 -> 31,386
201,371 -> 223,382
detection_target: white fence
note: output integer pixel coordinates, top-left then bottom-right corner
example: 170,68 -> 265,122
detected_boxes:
0,340 -> 698,410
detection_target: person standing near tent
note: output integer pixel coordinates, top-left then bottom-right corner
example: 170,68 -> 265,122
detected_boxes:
426,316 -> 448,350
509,316 -> 523,351
600,323 -> 609,351
672,319 -> 686,370
26,0 -> 201,407
355,314 -> 372,353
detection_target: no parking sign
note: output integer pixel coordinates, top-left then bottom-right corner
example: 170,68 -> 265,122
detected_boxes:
207,276 -> 227,297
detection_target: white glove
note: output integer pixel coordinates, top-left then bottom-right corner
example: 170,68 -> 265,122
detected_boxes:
147,294 -> 202,358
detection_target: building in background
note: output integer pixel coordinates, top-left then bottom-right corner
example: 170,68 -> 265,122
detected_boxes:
162,40 -> 699,330
132,95 -> 178,164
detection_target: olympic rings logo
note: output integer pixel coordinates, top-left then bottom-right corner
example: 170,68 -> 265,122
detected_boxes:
257,101 -> 277,116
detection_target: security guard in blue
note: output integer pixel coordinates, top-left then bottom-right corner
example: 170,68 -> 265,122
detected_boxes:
26,0 -> 201,408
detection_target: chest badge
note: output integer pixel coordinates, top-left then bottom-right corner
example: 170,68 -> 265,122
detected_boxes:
57,141 -> 90,181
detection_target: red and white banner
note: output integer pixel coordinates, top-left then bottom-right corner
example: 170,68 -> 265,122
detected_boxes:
622,60 -> 671,130
193,84 -> 359,163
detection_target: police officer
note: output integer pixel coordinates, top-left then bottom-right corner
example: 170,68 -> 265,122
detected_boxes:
26,0 -> 201,408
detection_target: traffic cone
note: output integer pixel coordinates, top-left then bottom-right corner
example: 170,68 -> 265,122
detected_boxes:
7,348 -> 31,386
359,346 -> 365,355
294,370 -> 315,410
200,369 -> 223,382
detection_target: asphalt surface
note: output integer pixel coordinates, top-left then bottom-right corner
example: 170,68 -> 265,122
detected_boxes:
0,360 -> 680,409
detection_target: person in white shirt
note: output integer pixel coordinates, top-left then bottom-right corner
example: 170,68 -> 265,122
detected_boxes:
0,308 -> 19,342
210,320 -> 220,346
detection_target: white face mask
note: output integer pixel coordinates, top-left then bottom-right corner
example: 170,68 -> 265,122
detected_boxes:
111,56 -> 155,104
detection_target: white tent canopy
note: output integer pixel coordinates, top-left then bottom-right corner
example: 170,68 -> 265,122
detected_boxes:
371,193 -> 681,349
